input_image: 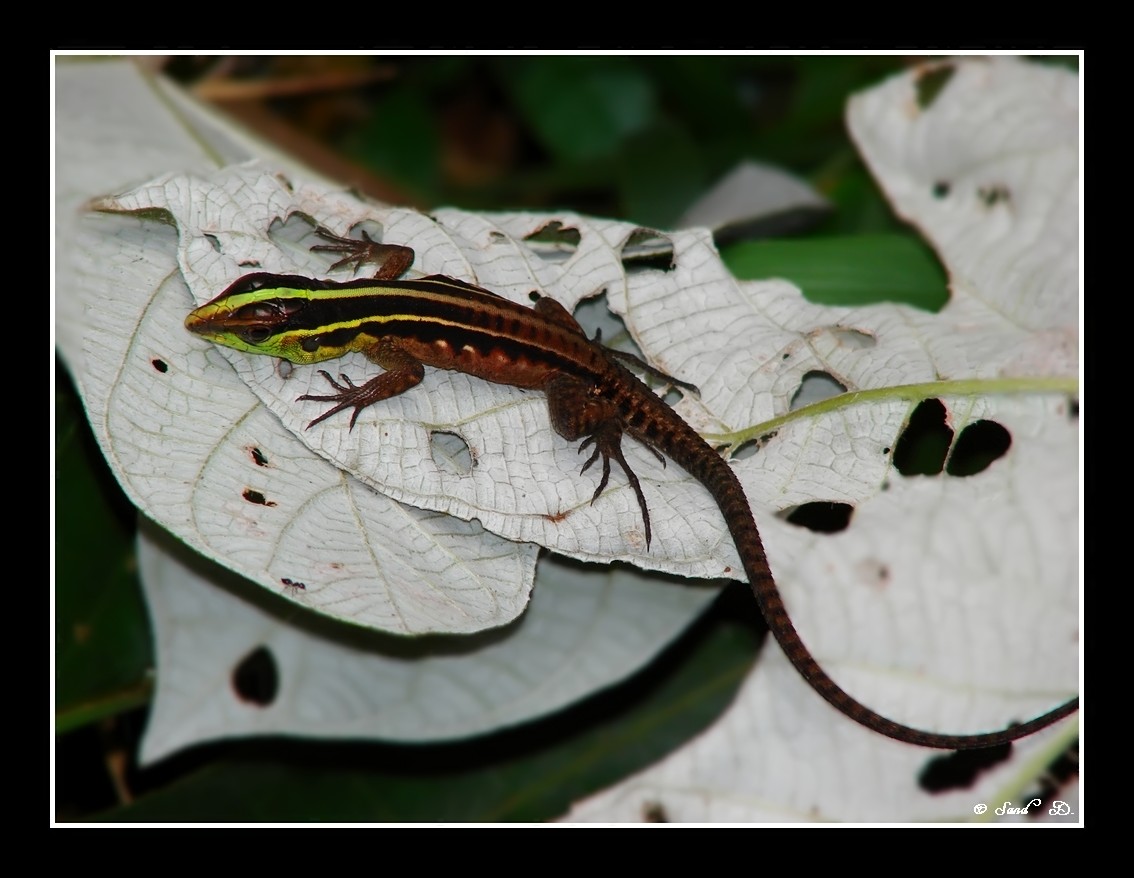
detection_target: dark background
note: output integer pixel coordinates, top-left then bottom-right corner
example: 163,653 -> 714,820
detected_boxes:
54,53 -> 1078,822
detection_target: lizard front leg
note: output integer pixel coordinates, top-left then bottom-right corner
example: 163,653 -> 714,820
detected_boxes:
299,338 -> 425,429
532,295 -> 698,395
311,228 -> 416,280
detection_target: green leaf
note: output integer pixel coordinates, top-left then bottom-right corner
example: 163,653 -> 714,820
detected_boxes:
722,234 -> 949,311
350,89 -> 441,202
54,366 -> 151,726
617,120 -> 705,227
506,57 -> 659,164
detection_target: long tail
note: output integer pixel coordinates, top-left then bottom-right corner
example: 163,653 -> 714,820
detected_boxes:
703,449 -> 1078,749
632,381 -> 1078,749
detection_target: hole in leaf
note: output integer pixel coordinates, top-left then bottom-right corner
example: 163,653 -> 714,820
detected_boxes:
734,431 -> 777,461
641,801 -> 669,822
572,294 -> 620,342
918,742 -> 1012,793
946,420 -> 1011,477
932,181 -> 951,199
340,220 -> 390,245
231,646 -> 279,706
151,358 -> 168,373
203,233 -> 221,252
249,447 -> 269,467
790,371 -> 847,411
619,228 -> 675,273
242,489 -> 276,507
522,220 -> 581,264
1069,398 -> 1079,420
893,399 -> 952,476
431,431 -> 473,475
267,213 -> 317,248
784,501 -> 853,534
830,328 -> 876,350
1020,739 -> 1079,819
573,295 -> 662,371
916,63 -> 956,110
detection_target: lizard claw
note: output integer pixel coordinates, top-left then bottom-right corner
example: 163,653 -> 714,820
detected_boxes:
576,425 -> 652,548
298,370 -> 367,430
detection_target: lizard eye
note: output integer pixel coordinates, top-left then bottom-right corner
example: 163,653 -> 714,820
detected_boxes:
240,326 -> 274,345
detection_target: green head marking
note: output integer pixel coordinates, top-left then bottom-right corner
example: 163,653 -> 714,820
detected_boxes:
186,273 -> 331,364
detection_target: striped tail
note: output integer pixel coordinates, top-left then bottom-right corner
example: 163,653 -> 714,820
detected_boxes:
647,391 -> 1078,749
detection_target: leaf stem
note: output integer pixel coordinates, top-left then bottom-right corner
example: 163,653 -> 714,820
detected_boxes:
705,377 -> 1079,449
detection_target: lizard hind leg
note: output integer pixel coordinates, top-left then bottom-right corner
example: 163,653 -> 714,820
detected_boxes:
298,339 -> 425,429
545,374 -> 654,547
